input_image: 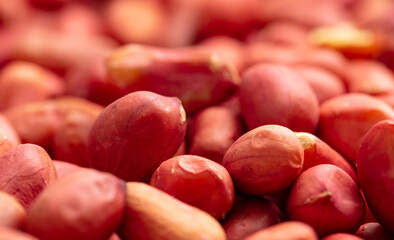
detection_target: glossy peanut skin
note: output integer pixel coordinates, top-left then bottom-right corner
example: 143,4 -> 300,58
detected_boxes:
26,169 -> 126,240
358,120 -> 394,233
222,197 -> 282,240
287,164 -> 365,237
296,132 -> 358,184
223,124 -> 303,195
118,182 -> 226,240
188,106 -> 243,163
150,155 -> 234,219
318,93 -> 394,165
244,221 -> 319,240
240,63 -> 319,132
88,91 -> 186,182
0,113 -> 21,146
0,131 -> 13,156
106,44 -> 239,114
0,191 -> 25,229
0,144 -> 57,208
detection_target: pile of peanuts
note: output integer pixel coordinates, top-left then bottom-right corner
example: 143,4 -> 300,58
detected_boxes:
1,0 -> 394,239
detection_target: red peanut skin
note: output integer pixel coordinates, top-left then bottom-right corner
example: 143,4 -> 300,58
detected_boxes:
240,63 -> 319,132
106,44 -> 239,114
150,155 -> 235,219
118,182 -> 226,240
26,169 -> 126,240
244,221 -> 319,240
0,191 -> 25,229
356,222 -> 394,240
318,93 -> 394,165
223,124 -> 304,195
104,0 -> 168,45
0,144 -> 57,209
358,120 -> 394,233
287,164 -> 365,237
198,36 -> 246,73
292,65 -> 346,104
0,113 -> 21,146
51,160 -> 81,178
296,132 -> 358,184
52,102 -> 103,167
188,106 -> 243,163
4,97 -> 103,159
0,227 -> 38,240
0,131 -> 13,156
222,197 -> 282,240
0,61 -> 65,111
88,91 -> 187,182
345,60 -> 394,95
321,233 -> 363,240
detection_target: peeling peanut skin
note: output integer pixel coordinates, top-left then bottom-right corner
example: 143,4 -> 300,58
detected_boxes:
240,63 -> 319,132
26,169 -> 126,240
358,120 -> 394,233
222,197 -> 282,240
287,164 -> 365,237
223,124 -> 303,195
149,155 -> 235,219
244,221 -> 319,240
296,132 -> 358,184
318,93 -> 394,165
0,144 -> 57,209
88,91 -> 187,182
118,182 -> 226,240
106,44 -> 239,113
0,191 -> 26,229
0,131 -> 13,156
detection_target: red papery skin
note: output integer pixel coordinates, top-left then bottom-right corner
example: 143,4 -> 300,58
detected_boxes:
221,197 -> 282,240
244,221 -> 318,240
51,160 -> 82,178
223,124 -> 304,195
321,233 -> 363,240
296,132 -> 358,184
105,44 -> 239,114
318,93 -> 394,165
356,222 -> 394,240
117,182 -> 226,240
291,65 -> 346,104
4,97 -> 104,165
240,63 -> 319,133
287,164 -> 365,237
0,191 -> 26,229
344,60 -> 394,95
88,91 -> 187,182
0,131 -> 13,156
358,120 -> 394,234
25,169 -> 126,240
188,106 -> 243,163
0,113 -> 21,146
0,144 -> 57,209
0,61 -> 65,111
150,155 -> 234,219
0,226 -> 38,240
